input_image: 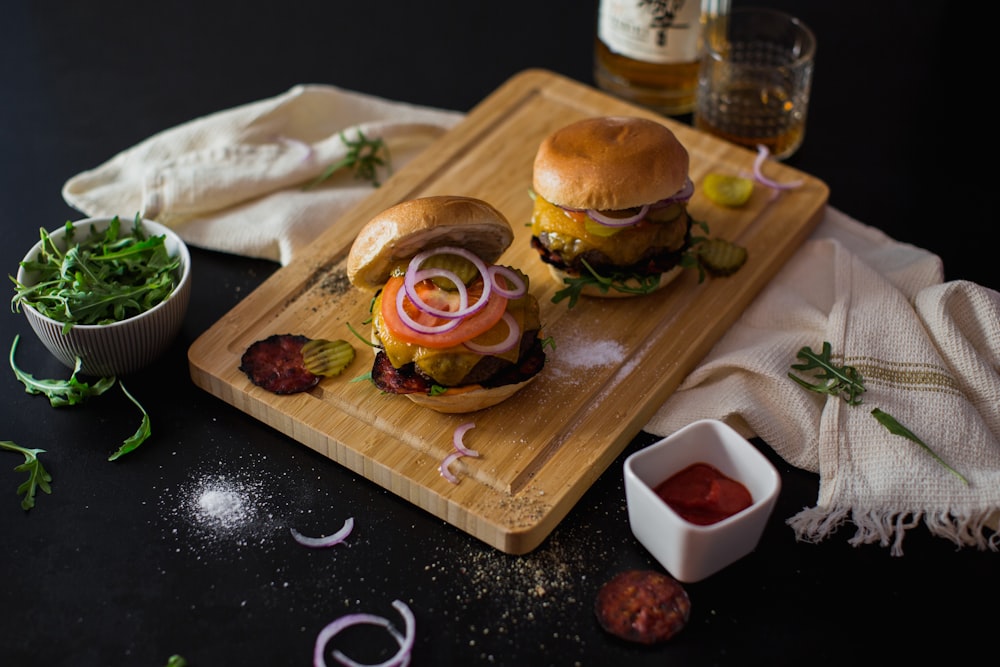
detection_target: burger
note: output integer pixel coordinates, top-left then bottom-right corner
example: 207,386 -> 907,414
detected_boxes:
530,116 -> 696,306
346,195 -> 547,414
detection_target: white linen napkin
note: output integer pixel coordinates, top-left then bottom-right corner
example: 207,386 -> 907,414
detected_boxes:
645,207 -> 1000,555
62,84 -> 464,266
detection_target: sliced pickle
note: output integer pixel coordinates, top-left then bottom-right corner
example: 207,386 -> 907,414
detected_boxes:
584,217 -> 624,238
418,253 -> 479,289
697,238 -> 748,277
702,173 -> 754,207
301,338 -> 356,377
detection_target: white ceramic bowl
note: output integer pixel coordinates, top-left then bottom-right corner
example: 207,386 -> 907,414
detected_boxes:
14,216 -> 192,377
624,419 -> 781,583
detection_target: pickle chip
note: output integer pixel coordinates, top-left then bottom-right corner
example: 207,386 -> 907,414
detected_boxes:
302,338 -> 356,377
698,238 -> 748,277
702,173 -> 754,207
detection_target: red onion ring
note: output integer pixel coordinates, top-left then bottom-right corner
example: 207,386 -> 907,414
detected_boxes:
487,266 -> 526,299
439,451 -> 464,484
452,422 -> 478,456
406,267 -> 469,318
753,145 -> 804,193
394,285 -> 463,335
556,177 -> 694,226
313,599 -> 415,667
440,422 -> 481,484
463,312 -> 520,355
290,517 -> 354,548
404,246 -> 492,319
585,204 -> 650,227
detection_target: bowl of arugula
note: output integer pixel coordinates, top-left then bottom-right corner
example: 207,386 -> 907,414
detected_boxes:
11,214 -> 191,377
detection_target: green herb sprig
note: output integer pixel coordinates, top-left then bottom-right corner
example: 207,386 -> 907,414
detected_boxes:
789,343 -> 968,485
107,382 -> 151,462
6,335 -> 154,509
303,129 -> 391,190
9,335 -> 115,406
9,214 -> 180,333
788,341 -> 866,405
550,219 -> 712,308
0,440 -> 52,510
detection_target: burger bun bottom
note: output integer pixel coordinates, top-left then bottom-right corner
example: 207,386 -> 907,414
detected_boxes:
405,377 -> 537,414
547,264 -> 684,299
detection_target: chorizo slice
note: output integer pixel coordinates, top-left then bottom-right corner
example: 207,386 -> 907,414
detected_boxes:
594,569 -> 691,644
240,334 -> 320,395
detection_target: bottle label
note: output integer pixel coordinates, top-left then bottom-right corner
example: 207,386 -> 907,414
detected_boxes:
598,0 -> 702,64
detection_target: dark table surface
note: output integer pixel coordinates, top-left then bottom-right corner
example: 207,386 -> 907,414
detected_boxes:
2,2 -> 994,666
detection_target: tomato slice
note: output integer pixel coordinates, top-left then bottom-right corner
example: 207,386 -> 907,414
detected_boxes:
380,275 -> 508,349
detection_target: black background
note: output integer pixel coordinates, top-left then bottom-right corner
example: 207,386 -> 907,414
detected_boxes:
1,2 -> 993,666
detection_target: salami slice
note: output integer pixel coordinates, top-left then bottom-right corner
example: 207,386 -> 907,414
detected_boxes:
240,334 -> 320,395
594,569 -> 691,644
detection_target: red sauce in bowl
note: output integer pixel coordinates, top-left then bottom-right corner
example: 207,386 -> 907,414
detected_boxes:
654,463 -> 753,525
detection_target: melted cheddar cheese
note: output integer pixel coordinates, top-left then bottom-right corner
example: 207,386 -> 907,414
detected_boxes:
530,196 -> 688,265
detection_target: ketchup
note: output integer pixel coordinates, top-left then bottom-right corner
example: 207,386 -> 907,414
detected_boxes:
654,463 -> 753,525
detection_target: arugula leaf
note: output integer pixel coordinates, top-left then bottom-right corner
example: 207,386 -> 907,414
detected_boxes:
788,342 -> 866,405
871,408 -> 969,485
10,214 -> 180,333
0,440 -> 52,510
789,342 -> 968,485
303,129 -> 391,190
9,335 -> 115,407
107,382 -> 152,461
551,258 -> 664,309
550,218 -> 713,308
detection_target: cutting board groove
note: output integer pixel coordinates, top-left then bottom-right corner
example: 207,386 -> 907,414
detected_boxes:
188,69 -> 828,554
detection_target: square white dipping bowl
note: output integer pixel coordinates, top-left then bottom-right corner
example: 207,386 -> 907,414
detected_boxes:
624,419 -> 781,583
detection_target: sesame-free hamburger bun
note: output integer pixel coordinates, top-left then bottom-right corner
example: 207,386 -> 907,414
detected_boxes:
530,116 -> 694,303
347,195 -> 546,414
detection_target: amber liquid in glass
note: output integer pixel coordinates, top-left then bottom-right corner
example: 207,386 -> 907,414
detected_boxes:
693,82 -> 805,159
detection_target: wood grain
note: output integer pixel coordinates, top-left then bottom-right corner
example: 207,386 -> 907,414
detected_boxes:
187,69 -> 829,554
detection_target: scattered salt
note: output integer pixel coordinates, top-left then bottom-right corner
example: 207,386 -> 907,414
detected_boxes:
196,486 -> 250,530
547,334 -> 626,379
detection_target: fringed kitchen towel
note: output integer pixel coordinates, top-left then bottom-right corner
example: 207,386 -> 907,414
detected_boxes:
645,206 -> 1000,555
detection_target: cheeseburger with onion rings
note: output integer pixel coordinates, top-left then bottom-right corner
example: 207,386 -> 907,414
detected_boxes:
347,195 -> 547,414
530,116 -> 697,306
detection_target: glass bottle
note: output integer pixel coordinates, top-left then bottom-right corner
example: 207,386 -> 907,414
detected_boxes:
594,0 -> 729,116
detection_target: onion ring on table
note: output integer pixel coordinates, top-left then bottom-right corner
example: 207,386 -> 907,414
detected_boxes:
452,422 -> 478,456
313,599 -> 415,667
439,422 -> 480,484
753,145 -> 804,193
290,517 -> 355,548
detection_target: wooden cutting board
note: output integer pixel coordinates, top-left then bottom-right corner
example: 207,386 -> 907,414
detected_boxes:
188,69 -> 828,554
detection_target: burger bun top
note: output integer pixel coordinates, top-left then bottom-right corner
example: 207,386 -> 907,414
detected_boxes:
347,195 -> 514,290
532,116 -> 689,211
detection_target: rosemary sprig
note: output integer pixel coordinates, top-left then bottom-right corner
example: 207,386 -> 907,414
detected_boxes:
789,343 -> 968,485
303,129 -> 391,190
